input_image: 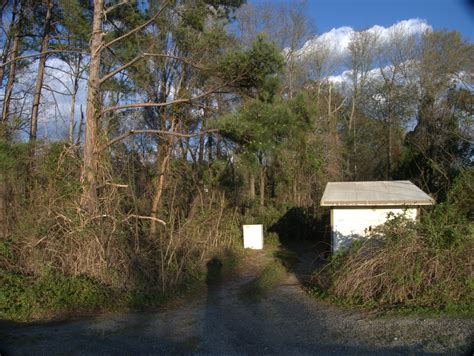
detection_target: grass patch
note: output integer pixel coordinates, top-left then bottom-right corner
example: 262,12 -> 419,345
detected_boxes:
240,259 -> 287,299
265,232 -> 280,246
220,247 -> 245,275
272,249 -> 299,269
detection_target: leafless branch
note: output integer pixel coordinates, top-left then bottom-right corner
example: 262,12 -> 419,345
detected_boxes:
102,81 -> 232,113
126,214 -> 166,226
106,182 -> 129,188
45,64 -> 88,82
0,50 -> 88,68
103,129 -> 219,150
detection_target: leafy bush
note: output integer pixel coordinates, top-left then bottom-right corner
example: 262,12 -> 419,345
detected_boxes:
446,168 -> 474,219
0,271 -> 115,320
265,232 -> 280,246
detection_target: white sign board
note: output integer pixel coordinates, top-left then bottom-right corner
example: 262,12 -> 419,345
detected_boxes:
243,224 -> 263,249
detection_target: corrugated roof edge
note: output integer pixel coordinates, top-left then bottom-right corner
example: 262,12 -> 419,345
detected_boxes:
320,180 -> 435,207
320,200 -> 435,207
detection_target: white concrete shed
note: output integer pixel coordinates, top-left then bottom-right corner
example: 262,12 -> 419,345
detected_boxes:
320,181 -> 435,254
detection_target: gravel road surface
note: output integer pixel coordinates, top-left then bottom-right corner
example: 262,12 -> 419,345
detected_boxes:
1,249 -> 473,355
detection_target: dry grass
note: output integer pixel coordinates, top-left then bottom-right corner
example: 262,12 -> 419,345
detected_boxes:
2,142 -> 242,293
311,215 -> 474,310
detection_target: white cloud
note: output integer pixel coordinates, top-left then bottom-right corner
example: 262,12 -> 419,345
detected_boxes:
296,19 -> 432,72
0,56 -> 89,140
40,57 -> 88,140
372,18 -> 432,44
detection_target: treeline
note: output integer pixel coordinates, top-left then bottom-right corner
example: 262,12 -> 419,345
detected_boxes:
0,0 -> 472,318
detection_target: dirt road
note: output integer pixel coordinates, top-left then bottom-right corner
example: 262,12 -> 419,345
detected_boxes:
1,250 -> 473,355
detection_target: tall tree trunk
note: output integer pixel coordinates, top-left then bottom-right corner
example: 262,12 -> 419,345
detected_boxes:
249,172 -> 255,200
76,104 -> 84,145
0,0 -> 16,90
0,174 -> 5,237
1,4 -> 20,135
80,0 -> 104,213
0,0 -> 19,238
216,137 -> 222,159
207,134 -> 213,162
178,137 -> 187,160
150,146 -> 171,236
328,82 -> 332,120
353,120 -> 357,179
348,98 -> 357,180
387,118 -> 392,180
69,55 -> 82,145
69,87 -> 77,144
259,166 -> 265,207
198,124 -> 204,163
29,0 -> 53,142
293,179 -> 298,205
0,41 -> 10,91
150,120 -> 175,237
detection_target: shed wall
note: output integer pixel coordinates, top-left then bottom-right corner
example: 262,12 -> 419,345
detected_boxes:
332,208 -> 417,253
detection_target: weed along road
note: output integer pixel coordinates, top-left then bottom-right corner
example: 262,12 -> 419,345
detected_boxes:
1,249 -> 473,355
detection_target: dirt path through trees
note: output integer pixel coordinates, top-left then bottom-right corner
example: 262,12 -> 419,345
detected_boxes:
1,249 -> 473,355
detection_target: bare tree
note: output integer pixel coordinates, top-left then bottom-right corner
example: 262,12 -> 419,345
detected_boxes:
347,29 -> 378,179
234,0 -> 313,97
30,0 -> 54,143
1,0 -> 21,135
0,0 -> 20,239
368,25 -> 418,178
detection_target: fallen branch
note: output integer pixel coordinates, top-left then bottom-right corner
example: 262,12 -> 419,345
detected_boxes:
106,182 -> 129,188
126,214 -> 166,226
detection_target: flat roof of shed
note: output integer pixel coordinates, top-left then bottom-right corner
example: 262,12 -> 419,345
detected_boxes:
320,180 -> 435,207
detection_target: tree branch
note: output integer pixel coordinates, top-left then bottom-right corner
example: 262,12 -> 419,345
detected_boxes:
126,214 -> 166,226
100,52 -> 206,84
104,0 -> 130,14
100,54 -> 143,84
103,129 -> 219,150
0,50 -> 88,68
103,1 -> 170,49
102,81 -> 231,113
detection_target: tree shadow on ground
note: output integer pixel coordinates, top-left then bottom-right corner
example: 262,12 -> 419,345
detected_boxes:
269,207 -> 331,281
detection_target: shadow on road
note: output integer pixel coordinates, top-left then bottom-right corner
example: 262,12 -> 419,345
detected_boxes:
269,206 -> 331,281
205,258 -> 223,288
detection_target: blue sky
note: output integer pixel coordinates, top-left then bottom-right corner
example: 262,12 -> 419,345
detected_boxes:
257,0 -> 474,41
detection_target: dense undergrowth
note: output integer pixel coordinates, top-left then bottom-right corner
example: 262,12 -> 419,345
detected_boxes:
0,248 -> 243,321
309,171 -> 474,314
0,142 -> 246,321
1,140 -> 472,320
